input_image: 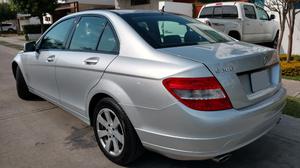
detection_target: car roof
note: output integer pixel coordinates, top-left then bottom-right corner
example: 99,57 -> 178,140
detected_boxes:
62,9 -> 163,20
110,9 -> 161,15
204,1 -> 254,7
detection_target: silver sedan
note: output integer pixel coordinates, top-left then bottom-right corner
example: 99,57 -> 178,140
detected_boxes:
12,10 -> 286,165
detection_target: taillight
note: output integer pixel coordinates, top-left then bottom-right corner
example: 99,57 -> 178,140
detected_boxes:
163,77 -> 232,111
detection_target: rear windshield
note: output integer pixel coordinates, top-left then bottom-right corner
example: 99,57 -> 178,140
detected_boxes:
199,6 -> 238,19
120,13 -> 232,48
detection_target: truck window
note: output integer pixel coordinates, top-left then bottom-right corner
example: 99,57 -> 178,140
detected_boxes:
199,7 -> 213,18
200,6 -> 238,19
257,7 -> 269,20
213,7 -> 222,18
244,5 -> 257,19
222,6 -> 238,19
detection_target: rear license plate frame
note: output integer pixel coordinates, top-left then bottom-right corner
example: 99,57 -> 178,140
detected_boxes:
250,69 -> 271,92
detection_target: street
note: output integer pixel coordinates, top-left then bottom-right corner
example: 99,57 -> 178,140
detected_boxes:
0,44 -> 300,168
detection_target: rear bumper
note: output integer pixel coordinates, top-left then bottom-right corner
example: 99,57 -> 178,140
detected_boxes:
135,87 -> 286,160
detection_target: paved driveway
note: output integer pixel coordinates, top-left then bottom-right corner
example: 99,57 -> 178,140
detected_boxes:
0,44 -> 300,168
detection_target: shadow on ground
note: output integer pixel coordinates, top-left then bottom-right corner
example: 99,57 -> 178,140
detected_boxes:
63,123 -> 299,168
128,133 -> 297,168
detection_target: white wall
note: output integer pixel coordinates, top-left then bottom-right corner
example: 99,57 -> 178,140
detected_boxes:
281,12 -> 300,55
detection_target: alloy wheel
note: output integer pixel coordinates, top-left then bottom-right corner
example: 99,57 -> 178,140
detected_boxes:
96,108 -> 124,156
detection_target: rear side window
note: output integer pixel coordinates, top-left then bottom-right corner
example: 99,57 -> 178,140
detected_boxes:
213,7 -> 222,18
97,24 -> 119,53
199,7 -> 213,18
199,6 -> 238,19
244,5 -> 257,19
69,16 -> 106,51
40,18 -> 75,49
222,6 -> 238,19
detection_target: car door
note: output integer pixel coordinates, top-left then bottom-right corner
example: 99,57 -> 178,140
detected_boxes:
256,7 -> 273,42
242,4 -> 263,42
26,18 -> 75,102
55,16 -> 119,115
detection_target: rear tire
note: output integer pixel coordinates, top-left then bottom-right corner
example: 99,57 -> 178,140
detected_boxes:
92,97 -> 144,166
16,66 -> 37,100
270,32 -> 278,49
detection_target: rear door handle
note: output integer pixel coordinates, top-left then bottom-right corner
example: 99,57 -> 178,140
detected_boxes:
84,57 -> 99,65
46,55 -> 55,62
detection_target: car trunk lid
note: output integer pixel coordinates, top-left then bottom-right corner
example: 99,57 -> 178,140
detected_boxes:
158,41 -> 281,109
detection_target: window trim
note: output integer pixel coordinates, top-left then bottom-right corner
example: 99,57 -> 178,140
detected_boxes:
37,17 -> 77,51
66,14 -> 120,55
243,4 -> 257,20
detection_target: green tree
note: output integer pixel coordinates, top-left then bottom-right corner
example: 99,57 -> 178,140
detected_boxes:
10,0 -> 58,33
0,3 -> 17,35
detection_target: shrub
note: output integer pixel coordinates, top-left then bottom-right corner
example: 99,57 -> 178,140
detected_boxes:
22,24 -> 51,34
280,54 -> 300,61
280,61 -> 300,77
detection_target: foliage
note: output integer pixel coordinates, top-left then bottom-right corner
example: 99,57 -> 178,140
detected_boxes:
283,97 -> 300,118
10,0 -> 58,32
280,61 -> 300,76
10,0 -> 58,17
283,75 -> 300,81
0,3 -> 17,22
280,54 -> 300,61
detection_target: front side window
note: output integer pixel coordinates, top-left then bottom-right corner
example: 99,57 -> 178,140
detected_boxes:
257,7 -> 269,20
69,16 -> 106,51
244,5 -> 257,19
97,24 -> 119,53
121,13 -> 232,48
40,18 -> 75,49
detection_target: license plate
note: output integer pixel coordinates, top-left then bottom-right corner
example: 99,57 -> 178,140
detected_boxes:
250,69 -> 271,92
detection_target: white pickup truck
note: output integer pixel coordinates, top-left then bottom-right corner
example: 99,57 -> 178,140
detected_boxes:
197,2 -> 279,48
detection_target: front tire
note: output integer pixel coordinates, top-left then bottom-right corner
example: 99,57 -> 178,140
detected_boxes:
93,98 -> 144,165
16,66 -> 37,100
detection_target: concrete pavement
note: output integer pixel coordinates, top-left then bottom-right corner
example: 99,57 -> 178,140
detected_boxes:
0,44 -> 300,168
282,79 -> 300,97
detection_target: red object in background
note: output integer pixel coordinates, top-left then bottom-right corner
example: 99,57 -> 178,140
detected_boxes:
194,3 -> 203,17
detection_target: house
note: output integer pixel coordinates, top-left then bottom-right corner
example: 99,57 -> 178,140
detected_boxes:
53,0 -> 114,21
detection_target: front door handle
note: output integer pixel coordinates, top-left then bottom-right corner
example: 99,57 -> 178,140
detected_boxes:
46,55 -> 55,62
84,57 -> 99,65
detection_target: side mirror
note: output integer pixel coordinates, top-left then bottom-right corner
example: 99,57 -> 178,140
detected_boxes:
270,14 -> 275,20
23,41 -> 36,52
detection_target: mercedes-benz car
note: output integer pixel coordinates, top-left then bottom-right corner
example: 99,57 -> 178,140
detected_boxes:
12,10 -> 286,165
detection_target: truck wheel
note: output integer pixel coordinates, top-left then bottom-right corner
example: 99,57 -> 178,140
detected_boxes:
93,97 -> 144,165
16,66 -> 37,100
228,31 -> 241,41
8,28 -> 14,32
